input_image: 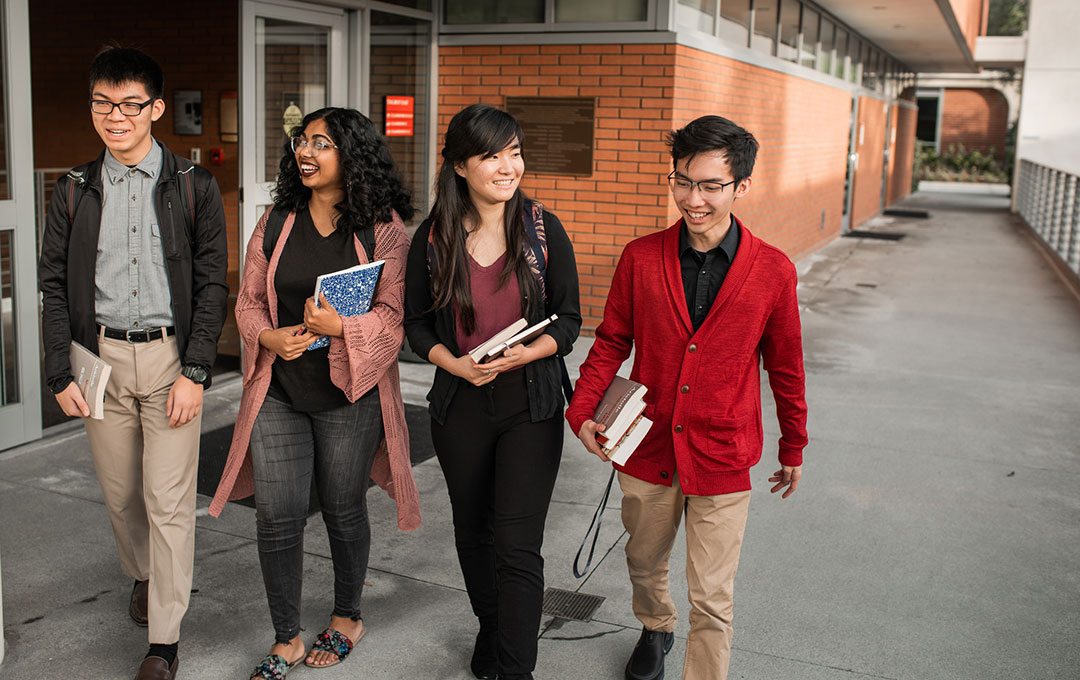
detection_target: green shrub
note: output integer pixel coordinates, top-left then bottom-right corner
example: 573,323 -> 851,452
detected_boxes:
913,143 -> 1010,189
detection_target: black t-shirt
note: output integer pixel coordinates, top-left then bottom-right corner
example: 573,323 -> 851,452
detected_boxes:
267,208 -> 360,412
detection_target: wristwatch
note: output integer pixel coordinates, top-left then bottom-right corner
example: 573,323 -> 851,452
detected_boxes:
181,364 -> 210,385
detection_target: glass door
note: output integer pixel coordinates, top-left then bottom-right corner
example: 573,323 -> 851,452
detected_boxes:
0,0 -> 40,451
240,0 -> 348,255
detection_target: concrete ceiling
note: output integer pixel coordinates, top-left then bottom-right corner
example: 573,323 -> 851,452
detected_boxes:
818,0 -> 977,72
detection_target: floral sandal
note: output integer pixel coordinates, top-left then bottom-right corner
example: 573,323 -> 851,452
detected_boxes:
305,625 -> 365,669
250,653 -> 303,680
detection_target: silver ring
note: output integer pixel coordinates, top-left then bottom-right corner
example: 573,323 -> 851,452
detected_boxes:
486,369 -> 492,376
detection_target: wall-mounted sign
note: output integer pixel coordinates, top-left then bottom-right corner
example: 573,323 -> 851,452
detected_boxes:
385,96 -> 414,137
505,97 -> 595,176
283,104 -> 303,136
173,89 -> 202,136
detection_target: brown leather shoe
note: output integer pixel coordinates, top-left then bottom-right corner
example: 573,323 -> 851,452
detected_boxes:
133,655 -> 178,680
129,580 -> 149,626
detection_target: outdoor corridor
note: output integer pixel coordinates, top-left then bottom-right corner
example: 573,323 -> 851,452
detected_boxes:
1,188 -> 1078,679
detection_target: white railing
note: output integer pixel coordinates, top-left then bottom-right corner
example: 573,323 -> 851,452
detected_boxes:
1016,160 -> 1080,275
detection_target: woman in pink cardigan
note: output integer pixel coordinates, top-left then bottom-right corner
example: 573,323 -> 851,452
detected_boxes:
209,108 -> 421,680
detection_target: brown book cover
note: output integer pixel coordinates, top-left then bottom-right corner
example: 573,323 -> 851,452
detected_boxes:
69,341 -> 112,420
593,376 -> 647,443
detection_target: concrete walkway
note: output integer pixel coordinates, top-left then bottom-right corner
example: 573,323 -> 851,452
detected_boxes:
2,190 -> 1079,679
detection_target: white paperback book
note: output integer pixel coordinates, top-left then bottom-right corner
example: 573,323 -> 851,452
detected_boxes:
69,341 -> 112,420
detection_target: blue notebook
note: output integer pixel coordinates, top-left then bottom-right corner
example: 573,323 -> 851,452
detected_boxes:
306,259 -> 385,350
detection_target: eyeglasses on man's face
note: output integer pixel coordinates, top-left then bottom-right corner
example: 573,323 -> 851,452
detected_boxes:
89,99 -> 156,116
291,136 -> 338,157
667,170 -> 737,196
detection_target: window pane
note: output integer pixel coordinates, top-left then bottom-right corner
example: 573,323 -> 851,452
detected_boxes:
369,11 -> 431,228
556,0 -> 647,22
818,19 -> 834,73
257,18 -> 330,184
718,0 -> 750,46
834,27 -> 848,78
677,0 -> 716,33
0,6 -> 8,201
445,0 -> 544,24
800,7 -> 819,69
862,46 -> 879,90
777,0 -> 799,61
0,229 -> 17,406
750,0 -> 778,54
849,36 -> 861,82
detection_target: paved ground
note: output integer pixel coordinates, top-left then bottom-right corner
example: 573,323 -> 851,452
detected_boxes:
2,190 -> 1079,679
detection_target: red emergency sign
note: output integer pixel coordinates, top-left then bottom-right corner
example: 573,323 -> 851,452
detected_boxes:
385,96 -> 414,137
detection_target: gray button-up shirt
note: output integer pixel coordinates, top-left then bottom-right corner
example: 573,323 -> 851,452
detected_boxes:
95,141 -> 175,329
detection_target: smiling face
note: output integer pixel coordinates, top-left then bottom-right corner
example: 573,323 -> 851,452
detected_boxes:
671,150 -> 751,250
91,80 -> 164,165
295,117 -> 343,194
454,139 -> 523,209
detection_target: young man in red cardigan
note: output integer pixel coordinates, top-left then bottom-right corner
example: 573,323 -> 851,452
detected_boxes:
566,115 -> 808,680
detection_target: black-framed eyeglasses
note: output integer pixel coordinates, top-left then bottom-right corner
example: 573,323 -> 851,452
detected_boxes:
667,170 -> 737,195
291,136 -> 338,157
89,99 -> 156,116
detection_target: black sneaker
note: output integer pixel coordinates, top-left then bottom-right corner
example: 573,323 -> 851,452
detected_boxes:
470,625 -> 497,679
625,626 -> 675,680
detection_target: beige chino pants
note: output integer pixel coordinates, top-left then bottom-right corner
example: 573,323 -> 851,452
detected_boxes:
82,333 -> 201,644
619,471 -> 751,680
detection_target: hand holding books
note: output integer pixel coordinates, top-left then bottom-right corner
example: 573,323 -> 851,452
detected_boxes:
578,376 -> 653,466
452,315 -> 560,386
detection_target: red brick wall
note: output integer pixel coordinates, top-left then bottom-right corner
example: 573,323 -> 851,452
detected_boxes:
672,45 -> 851,262
29,0 -> 241,355
851,96 -> 888,228
940,88 -> 1008,160
439,43 -> 677,330
886,103 -> 917,205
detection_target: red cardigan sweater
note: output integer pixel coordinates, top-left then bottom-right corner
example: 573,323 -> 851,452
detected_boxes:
566,217 -> 807,495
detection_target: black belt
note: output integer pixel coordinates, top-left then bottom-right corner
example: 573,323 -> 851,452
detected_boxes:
98,324 -> 176,343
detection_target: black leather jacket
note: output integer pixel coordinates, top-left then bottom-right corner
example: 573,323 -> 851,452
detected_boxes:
38,142 -> 229,393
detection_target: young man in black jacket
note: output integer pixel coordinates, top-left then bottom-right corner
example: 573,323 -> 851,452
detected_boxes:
38,47 -> 227,680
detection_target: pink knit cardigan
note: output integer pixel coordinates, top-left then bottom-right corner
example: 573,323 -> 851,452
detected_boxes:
208,208 -> 422,531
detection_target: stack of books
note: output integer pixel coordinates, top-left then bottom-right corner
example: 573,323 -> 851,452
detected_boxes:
593,376 -> 653,465
467,314 -> 558,364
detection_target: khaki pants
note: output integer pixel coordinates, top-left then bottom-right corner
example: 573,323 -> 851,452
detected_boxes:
83,333 -> 201,644
619,471 -> 751,680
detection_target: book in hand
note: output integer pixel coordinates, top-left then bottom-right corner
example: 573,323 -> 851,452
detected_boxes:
69,341 -> 112,420
306,260 -> 385,350
593,376 -> 653,466
468,314 -> 558,364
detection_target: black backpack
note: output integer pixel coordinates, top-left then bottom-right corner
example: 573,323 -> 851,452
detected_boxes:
261,205 -> 376,263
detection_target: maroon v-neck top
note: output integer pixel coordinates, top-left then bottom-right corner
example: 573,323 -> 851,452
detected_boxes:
455,252 -> 521,358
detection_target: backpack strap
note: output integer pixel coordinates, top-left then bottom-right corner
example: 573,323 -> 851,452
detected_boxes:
261,205 -> 292,263
64,169 -> 88,226
521,201 -> 549,303
176,164 -> 197,233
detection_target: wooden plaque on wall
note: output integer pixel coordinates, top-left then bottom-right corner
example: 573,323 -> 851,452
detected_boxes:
505,97 -> 595,176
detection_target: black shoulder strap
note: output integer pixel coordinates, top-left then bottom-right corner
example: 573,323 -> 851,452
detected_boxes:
358,225 -> 376,263
64,169 -> 89,226
573,468 -> 616,578
175,165 -> 197,234
262,205 -> 292,262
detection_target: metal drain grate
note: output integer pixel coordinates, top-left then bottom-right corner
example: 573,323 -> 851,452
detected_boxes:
843,230 -> 907,241
541,588 -> 605,622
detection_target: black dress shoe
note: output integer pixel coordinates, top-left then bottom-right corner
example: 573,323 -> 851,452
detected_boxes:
625,626 -> 675,680
129,580 -> 149,626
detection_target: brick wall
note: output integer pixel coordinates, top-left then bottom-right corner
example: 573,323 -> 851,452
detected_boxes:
29,0 -> 240,356
886,103 -> 917,205
672,45 -> 851,262
940,88 -> 1008,160
851,96 -> 888,228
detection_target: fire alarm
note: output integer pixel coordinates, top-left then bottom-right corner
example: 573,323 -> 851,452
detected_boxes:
209,148 -> 224,166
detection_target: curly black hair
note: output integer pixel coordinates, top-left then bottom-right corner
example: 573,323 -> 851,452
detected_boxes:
272,107 -> 414,234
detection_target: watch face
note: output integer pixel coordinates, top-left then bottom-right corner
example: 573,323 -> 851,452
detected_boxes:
184,366 -> 209,384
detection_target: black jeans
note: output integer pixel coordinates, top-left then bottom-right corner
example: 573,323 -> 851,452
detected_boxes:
430,369 -> 563,677
249,389 -> 382,644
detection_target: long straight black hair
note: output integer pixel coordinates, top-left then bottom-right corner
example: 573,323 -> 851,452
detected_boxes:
428,104 -> 539,335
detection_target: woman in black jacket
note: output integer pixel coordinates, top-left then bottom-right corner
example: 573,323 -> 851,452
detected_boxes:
404,104 -> 580,680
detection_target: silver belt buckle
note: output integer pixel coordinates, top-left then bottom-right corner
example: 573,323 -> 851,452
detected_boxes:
125,328 -> 148,342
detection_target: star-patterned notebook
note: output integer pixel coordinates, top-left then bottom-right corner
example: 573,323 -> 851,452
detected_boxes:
307,259 -> 385,350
